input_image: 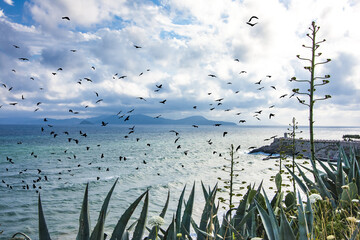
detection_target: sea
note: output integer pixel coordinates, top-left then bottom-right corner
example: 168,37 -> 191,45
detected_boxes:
0,124 -> 359,239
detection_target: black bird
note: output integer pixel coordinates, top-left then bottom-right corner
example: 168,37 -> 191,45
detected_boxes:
223,132 -> 228,137
271,86 -> 276,90
248,16 -> 258,22
214,123 -> 222,126
235,145 -> 241,152
57,68 -> 63,71
159,99 -> 166,104
95,92 -> 99,97
119,75 -> 127,79
234,58 -> 240,62
208,74 -> 217,78
101,121 -> 108,126
70,49 -> 76,52
134,44 -> 142,48
137,97 -> 146,101
62,16 -> 70,20
13,45 -> 20,48
192,125 -> 198,128
246,22 -> 258,27
239,71 -> 247,74
91,66 -> 95,70
280,94 -> 288,98
255,80 -> 262,85
169,130 -> 179,136
215,98 -> 224,102
239,120 -> 246,123
18,58 -> 29,61
96,99 -> 103,103
269,113 -> 275,119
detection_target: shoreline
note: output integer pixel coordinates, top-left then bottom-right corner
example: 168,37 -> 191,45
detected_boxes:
249,136 -> 360,161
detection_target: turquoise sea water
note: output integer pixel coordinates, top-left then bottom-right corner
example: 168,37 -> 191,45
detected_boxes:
0,124 -> 359,239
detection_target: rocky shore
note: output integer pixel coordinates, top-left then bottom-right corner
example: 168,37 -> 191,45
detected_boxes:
250,136 -> 360,161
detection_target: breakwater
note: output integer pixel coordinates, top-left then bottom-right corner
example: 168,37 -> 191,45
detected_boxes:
250,135 -> 360,161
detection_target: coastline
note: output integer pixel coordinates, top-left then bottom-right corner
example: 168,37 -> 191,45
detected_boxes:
249,135 -> 360,161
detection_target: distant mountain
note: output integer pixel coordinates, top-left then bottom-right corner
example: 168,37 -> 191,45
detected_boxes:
0,114 -> 237,126
83,114 -> 236,126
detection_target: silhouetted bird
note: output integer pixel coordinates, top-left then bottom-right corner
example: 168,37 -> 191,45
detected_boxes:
62,16 -> 70,20
134,44 -> 142,48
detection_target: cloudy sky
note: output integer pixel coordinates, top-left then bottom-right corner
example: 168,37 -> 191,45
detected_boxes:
0,0 -> 359,126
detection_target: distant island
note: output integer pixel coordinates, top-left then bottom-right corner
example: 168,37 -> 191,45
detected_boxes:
0,114 -> 237,126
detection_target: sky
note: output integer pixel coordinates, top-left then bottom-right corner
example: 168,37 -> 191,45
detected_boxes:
0,0 -> 359,126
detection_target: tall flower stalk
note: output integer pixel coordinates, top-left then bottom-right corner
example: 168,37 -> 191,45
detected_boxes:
290,21 -> 331,171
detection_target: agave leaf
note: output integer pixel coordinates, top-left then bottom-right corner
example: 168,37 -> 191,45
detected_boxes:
233,187 -> 251,230
296,192 -> 309,240
110,191 -> 147,240
132,191 -> 149,240
341,182 -> 358,205
175,185 -> 186,234
121,231 -> 130,240
263,190 -> 279,239
316,158 -> 336,183
279,208 -> 295,240
180,182 -> 195,238
336,150 -> 345,195
216,214 -> 229,240
197,184 -> 217,240
77,183 -> 90,240
275,172 -> 282,192
38,194 -> 51,240
160,190 -> 170,218
164,215 -> 176,240
295,164 -> 318,191
90,179 -> 118,240
148,190 -> 170,240
201,181 -> 209,200
255,200 -> 277,240
305,193 -> 314,235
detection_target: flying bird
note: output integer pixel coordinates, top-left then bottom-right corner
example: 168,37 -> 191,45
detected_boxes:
13,45 -> 20,48
133,44 -> 142,48
101,121 -> 108,126
246,16 -> 258,26
159,99 -> 166,104
208,74 -> 217,78
18,58 -> 29,61
62,16 -> 70,20
269,113 -> 275,119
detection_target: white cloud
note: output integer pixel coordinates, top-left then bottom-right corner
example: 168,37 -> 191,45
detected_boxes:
0,0 -> 359,125
3,0 -> 13,6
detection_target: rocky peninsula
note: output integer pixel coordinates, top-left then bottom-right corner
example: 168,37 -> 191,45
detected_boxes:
250,133 -> 360,161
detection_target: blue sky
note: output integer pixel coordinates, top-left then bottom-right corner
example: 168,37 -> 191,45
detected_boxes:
0,0 -> 360,126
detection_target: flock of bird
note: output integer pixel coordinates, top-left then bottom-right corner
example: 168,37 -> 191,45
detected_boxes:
1,15 -> 293,192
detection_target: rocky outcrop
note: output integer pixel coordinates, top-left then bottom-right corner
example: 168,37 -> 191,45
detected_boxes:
250,137 -> 360,161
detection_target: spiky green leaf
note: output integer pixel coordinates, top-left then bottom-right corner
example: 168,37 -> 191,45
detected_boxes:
38,194 -> 51,240
90,179 -> 118,240
76,183 -> 90,240
110,191 -> 147,240
132,192 -> 149,240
